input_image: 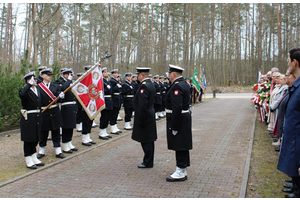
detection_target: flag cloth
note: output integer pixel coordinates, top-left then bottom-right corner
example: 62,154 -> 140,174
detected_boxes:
71,66 -> 105,120
258,71 -> 261,83
203,71 -> 207,88
192,68 -> 200,92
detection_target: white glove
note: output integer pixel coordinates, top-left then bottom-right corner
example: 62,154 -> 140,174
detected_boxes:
172,130 -> 178,136
107,85 -> 111,89
29,76 -> 35,85
117,84 -> 122,88
68,74 -> 73,81
130,86 -> 133,89
59,92 -> 65,99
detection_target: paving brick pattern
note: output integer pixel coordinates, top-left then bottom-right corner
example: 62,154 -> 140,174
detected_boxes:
0,98 -> 254,197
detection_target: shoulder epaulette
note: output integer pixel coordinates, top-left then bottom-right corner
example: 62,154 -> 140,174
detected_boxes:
142,82 -> 146,84
175,81 -> 179,84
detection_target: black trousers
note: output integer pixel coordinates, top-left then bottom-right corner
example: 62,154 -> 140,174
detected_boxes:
159,103 -> 165,112
24,141 -> 38,157
82,111 -> 92,134
292,177 -> 300,195
62,128 -> 73,143
39,129 -> 60,148
141,142 -> 155,167
154,104 -> 161,113
100,109 -> 111,129
124,107 -> 133,122
175,150 -> 190,168
76,105 -> 83,124
110,107 -> 120,125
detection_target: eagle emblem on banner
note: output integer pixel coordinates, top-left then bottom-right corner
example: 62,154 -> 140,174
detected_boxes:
72,66 -> 105,120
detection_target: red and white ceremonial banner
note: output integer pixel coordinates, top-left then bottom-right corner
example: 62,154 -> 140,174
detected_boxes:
72,65 -> 105,120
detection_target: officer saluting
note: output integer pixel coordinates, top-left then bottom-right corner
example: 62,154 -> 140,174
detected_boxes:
132,67 -> 157,168
165,64 -> 192,182
19,72 -> 45,169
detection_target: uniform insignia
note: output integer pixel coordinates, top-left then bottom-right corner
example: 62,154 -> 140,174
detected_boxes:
174,90 -> 179,95
175,81 -> 179,84
142,82 -> 146,84
141,89 -> 144,93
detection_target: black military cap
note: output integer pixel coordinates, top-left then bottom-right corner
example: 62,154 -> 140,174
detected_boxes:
111,69 -> 118,74
125,72 -> 132,77
37,66 -> 47,71
84,65 -> 92,71
102,67 -> 107,72
77,73 -> 83,77
40,68 -> 54,75
159,75 -> 164,79
59,68 -> 67,73
153,75 -> 159,79
136,67 -> 151,73
131,74 -> 137,78
23,72 -> 36,80
168,64 -> 185,73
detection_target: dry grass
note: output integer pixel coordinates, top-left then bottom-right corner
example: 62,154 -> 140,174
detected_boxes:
205,85 -> 252,93
246,113 -> 289,198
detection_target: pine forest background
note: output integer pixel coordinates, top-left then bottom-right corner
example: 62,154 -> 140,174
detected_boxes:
0,3 -> 299,130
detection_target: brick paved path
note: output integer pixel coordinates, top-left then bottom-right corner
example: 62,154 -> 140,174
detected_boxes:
0,98 -> 254,197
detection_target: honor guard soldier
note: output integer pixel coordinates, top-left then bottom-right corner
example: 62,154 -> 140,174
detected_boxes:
164,77 -> 170,91
165,64 -> 192,182
117,74 -> 124,121
132,67 -> 157,168
36,68 -> 66,159
149,74 -> 153,82
153,75 -> 162,120
122,72 -> 134,130
109,69 -> 123,134
19,72 -> 45,169
99,67 -> 113,140
76,73 -> 84,132
159,75 -> 166,117
55,68 -> 78,153
36,66 -> 47,84
131,74 -> 139,117
81,65 -> 96,146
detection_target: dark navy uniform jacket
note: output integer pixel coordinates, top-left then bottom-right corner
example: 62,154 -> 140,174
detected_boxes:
122,80 -> 134,108
37,82 -> 63,131
132,78 -> 157,143
110,77 -> 122,108
19,84 -> 42,142
153,81 -> 162,105
103,78 -> 113,110
165,77 -> 192,151
55,77 -> 77,129
278,77 -> 300,177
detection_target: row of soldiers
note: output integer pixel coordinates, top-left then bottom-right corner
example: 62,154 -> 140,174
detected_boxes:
19,65 -> 171,169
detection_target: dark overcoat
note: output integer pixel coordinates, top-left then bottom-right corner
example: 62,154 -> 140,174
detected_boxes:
103,78 -> 113,110
110,77 -> 122,108
165,77 -> 192,151
55,77 -> 77,129
277,77 -> 300,177
132,78 -> 157,143
160,81 -> 166,102
276,91 -> 289,137
37,82 -> 63,131
19,84 -> 42,142
122,80 -> 134,108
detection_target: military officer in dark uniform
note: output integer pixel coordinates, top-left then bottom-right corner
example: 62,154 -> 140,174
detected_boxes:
109,69 -> 123,134
117,74 -> 124,121
55,68 -> 78,153
36,68 -> 66,159
99,67 -> 113,140
81,65 -> 96,146
165,64 -> 192,182
19,72 -> 45,169
36,66 -> 47,84
159,75 -> 166,118
153,75 -> 162,120
131,74 -> 138,117
76,73 -> 83,132
122,72 -> 134,130
132,67 -> 157,168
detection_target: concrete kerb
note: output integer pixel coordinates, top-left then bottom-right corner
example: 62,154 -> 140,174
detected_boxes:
239,109 -> 257,198
0,100 -> 208,189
